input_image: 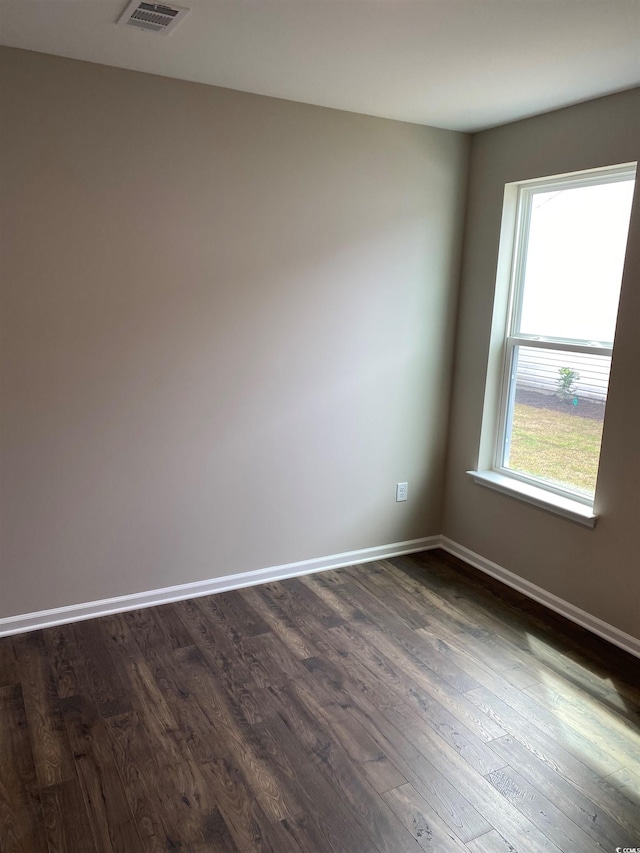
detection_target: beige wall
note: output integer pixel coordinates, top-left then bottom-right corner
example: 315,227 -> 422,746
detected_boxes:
442,88 -> 640,640
0,48 -> 469,618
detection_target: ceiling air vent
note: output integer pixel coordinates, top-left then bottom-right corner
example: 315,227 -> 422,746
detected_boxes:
117,1 -> 190,35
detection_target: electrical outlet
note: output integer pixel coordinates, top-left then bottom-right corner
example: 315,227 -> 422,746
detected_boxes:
396,482 -> 408,502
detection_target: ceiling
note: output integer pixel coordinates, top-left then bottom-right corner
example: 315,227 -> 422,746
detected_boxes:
0,0 -> 638,132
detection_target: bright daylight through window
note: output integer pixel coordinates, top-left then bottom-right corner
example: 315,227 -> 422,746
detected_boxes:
477,163 -> 636,520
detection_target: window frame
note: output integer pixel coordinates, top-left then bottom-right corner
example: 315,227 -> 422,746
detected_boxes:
471,161 -> 637,523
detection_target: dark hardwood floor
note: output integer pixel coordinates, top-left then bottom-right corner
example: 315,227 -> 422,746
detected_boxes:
1,549 -> 639,852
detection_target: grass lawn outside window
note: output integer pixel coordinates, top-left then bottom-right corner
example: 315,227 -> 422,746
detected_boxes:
509,391 -> 605,496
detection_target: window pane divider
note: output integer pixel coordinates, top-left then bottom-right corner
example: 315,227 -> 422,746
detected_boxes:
507,336 -> 612,357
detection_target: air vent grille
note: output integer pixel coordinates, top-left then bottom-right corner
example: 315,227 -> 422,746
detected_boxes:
117,1 -> 190,35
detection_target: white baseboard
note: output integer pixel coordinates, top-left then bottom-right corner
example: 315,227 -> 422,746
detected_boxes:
0,536 -> 440,638
3,533 -> 638,660
440,537 -> 640,660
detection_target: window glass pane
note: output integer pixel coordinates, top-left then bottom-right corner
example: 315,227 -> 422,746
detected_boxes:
518,179 -> 635,343
503,346 -> 610,497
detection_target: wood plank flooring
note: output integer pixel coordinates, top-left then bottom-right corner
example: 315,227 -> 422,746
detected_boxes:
1,549 -> 639,852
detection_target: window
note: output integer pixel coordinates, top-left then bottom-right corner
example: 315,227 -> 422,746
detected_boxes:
470,163 -> 636,526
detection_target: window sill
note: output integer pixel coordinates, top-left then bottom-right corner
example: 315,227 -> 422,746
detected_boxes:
467,470 -> 597,528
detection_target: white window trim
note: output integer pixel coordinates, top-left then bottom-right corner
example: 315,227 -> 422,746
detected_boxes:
468,470 -> 597,527
470,161 -> 637,527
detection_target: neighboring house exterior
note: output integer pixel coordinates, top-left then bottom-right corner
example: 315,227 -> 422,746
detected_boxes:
517,348 -> 609,403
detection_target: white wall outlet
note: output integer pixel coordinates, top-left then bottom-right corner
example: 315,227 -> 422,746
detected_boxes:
396,482 -> 408,502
